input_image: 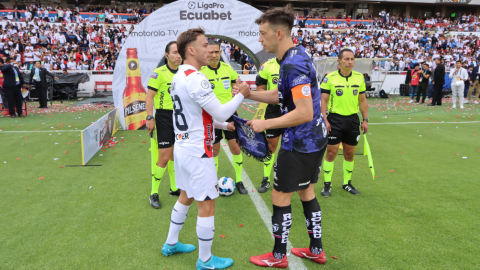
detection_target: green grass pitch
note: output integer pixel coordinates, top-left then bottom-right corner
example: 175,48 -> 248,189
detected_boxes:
0,97 -> 479,269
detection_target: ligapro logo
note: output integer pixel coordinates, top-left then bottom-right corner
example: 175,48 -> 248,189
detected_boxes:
188,1 -> 225,10
180,1 -> 232,20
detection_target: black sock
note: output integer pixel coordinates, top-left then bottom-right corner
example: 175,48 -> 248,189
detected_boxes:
272,204 -> 292,259
302,197 -> 323,254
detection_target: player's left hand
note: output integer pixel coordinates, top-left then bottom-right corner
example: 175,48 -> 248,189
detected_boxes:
361,121 -> 368,133
246,119 -> 268,133
226,122 -> 235,131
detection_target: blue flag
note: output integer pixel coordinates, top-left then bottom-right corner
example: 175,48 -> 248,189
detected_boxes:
233,115 -> 272,162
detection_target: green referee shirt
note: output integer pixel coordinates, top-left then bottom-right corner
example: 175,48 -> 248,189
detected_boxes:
147,64 -> 177,110
320,70 -> 366,116
256,58 -> 280,91
200,62 -> 238,104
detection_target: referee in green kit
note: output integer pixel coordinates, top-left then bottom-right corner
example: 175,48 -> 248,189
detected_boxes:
319,49 -> 369,197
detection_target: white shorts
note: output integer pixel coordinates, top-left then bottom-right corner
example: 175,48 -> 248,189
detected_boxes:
174,149 -> 219,201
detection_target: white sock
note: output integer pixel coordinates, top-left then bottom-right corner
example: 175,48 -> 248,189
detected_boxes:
166,201 -> 190,246
197,216 -> 215,263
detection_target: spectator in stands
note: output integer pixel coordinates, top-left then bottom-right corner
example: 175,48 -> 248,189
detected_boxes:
303,7 -> 309,18
56,6 -> 64,22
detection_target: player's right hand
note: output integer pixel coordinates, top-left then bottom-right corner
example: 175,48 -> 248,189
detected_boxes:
325,120 -> 331,135
146,120 -> 155,135
226,122 -> 235,131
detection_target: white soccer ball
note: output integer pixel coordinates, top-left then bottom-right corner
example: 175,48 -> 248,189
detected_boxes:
218,177 -> 236,196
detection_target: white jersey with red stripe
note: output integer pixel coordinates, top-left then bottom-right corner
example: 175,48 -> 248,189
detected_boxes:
170,64 -> 217,158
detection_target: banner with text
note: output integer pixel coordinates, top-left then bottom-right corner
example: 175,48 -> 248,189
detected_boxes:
81,109 -> 119,165
112,0 -> 265,130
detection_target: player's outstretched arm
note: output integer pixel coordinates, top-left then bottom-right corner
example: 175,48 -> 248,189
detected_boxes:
202,95 -> 244,123
247,85 -> 313,133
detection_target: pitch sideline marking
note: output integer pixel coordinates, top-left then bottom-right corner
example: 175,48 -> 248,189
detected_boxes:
0,130 -> 80,133
370,121 -> 480,125
221,140 -> 307,270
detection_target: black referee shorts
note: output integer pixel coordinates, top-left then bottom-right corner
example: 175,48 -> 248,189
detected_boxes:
214,112 -> 238,144
273,147 -> 326,193
264,104 -> 282,139
155,109 -> 175,149
327,113 -> 361,146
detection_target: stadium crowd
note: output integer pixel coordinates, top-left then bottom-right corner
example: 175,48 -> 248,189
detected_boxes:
0,20 -> 134,71
296,8 -> 480,32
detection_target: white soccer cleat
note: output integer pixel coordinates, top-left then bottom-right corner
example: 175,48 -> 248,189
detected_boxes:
452,105 -> 456,109
408,100 -> 413,103
475,101 -> 479,104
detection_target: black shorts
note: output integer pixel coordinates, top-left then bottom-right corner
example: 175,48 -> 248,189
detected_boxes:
155,109 -> 175,149
264,104 -> 282,139
327,113 -> 361,146
214,112 -> 238,144
273,147 -> 326,193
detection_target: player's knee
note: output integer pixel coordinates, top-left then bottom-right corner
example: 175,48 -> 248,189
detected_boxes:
326,148 -> 338,161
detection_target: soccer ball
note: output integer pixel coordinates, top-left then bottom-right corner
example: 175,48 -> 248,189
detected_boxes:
218,177 -> 236,196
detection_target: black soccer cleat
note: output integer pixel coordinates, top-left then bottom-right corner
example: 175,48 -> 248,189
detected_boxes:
343,180 -> 360,195
170,189 -> 180,196
149,193 -> 162,209
321,182 -> 332,197
258,177 -> 271,193
236,181 -> 248,194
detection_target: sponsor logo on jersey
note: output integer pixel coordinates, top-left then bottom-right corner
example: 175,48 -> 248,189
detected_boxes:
175,133 -> 189,140
336,89 -> 343,96
223,79 -> 230,90
323,77 -> 328,83
293,74 -> 308,85
158,141 -> 169,145
272,77 -> 278,85
210,83 -> 215,89
200,90 -> 213,98
302,85 -> 311,96
353,89 -> 358,96
150,72 -> 158,79
260,64 -> 264,71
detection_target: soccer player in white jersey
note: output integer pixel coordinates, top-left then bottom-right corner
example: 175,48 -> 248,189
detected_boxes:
161,28 -> 250,270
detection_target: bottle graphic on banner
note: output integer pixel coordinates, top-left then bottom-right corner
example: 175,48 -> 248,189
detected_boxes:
123,48 -> 147,130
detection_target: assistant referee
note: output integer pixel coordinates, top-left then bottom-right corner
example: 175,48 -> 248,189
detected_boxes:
255,57 -> 280,193
146,41 -> 182,208
320,49 -> 368,197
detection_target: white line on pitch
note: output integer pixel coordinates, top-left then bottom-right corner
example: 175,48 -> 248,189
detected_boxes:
221,139 -> 307,270
0,130 -> 79,133
370,121 -> 480,125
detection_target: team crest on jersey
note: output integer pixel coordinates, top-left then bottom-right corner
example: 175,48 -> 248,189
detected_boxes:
211,83 -> 215,89
273,77 -> 278,85
223,80 -> 230,90
353,89 -> 358,96
323,77 -> 328,83
336,89 -> 343,96
201,80 -> 209,89
150,72 -> 158,79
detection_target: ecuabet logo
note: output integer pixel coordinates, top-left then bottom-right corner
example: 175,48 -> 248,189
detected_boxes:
181,1 -> 230,20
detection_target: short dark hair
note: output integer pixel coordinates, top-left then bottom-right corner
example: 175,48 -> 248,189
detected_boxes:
456,60 -> 462,64
177,28 -> 205,60
208,39 -> 220,49
338,49 -> 354,60
254,4 -> 294,32
413,63 -> 420,67
165,41 -> 177,54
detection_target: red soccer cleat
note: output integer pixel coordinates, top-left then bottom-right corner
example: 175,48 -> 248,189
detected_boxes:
250,252 -> 288,268
291,247 -> 327,264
